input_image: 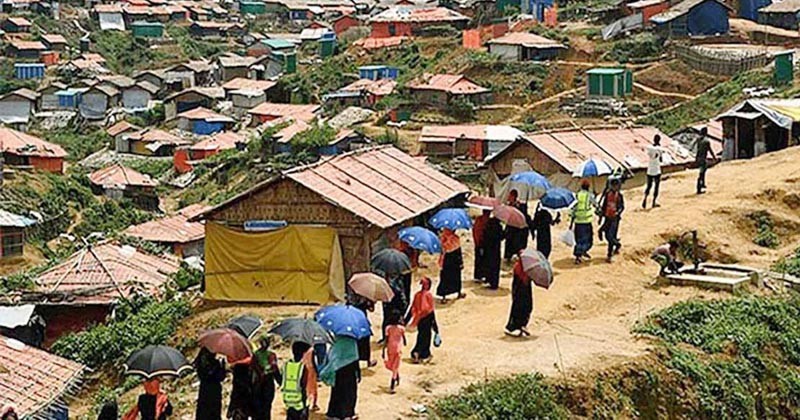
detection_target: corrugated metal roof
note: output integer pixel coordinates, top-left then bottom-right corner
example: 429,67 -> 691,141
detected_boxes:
177,107 -> 235,123
222,78 -> 278,92
0,209 -> 36,227
489,127 -> 692,172
419,124 -> 524,143
0,128 -> 67,158
487,32 -> 565,49
191,131 -> 247,151
0,335 -> 85,418
199,146 -> 469,229
340,78 -> 397,96
124,206 -> 209,244
89,164 -> 159,188
33,242 -> 180,305
248,103 -> 320,122
407,73 -> 490,94
370,6 -> 470,22
353,36 -> 408,49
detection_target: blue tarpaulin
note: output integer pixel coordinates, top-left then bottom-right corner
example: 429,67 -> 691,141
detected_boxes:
688,0 -> 729,35
192,120 -> 225,135
739,0 -> 770,21
15,63 -> 45,79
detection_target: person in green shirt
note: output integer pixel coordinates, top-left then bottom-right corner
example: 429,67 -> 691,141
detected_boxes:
252,335 -> 283,420
571,179 -> 598,265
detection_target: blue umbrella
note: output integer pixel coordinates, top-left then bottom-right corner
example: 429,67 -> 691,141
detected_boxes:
429,208 -> 472,231
540,188 -> 576,210
509,171 -> 552,200
315,304 -> 371,339
572,158 -> 614,178
398,226 -> 442,254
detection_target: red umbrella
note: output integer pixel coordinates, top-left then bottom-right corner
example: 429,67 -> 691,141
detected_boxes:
519,249 -> 554,289
348,272 -> 394,302
467,195 -> 501,210
493,205 -> 527,228
198,328 -> 253,365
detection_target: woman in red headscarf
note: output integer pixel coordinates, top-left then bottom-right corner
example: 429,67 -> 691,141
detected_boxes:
436,228 -> 464,302
405,277 -> 439,363
505,258 -> 533,337
123,379 -> 173,420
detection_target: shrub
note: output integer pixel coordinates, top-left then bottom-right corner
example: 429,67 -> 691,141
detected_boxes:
169,263 -> 203,291
433,373 -> 568,419
51,298 -> 191,368
447,97 -> 476,121
607,33 -> 664,64
750,211 -> 780,248
774,248 -> 800,277
73,199 -> 152,238
41,128 -> 111,161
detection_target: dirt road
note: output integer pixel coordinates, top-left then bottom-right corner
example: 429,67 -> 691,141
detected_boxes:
88,148 -> 800,419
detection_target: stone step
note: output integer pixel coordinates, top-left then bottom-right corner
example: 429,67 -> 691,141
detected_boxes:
665,273 -> 751,292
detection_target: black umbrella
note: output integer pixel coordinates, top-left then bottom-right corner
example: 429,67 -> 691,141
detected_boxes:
227,315 -> 263,339
370,248 -> 411,278
268,318 -> 332,345
124,345 -> 192,379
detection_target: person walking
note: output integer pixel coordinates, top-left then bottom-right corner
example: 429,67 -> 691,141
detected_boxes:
382,315 -> 406,393
227,362 -> 253,420
571,180 -> 597,265
472,209 -> 490,282
320,337 -> 360,420
123,379 -> 173,420
406,277 -> 440,363
643,134 -> 664,208
529,203 -> 560,259
252,335 -> 283,420
436,228 -> 465,302
696,127 -> 717,194
503,190 -> 529,261
98,400 -> 119,420
482,215 -> 504,290
505,258 -> 533,337
282,342 -> 310,420
301,343 -> 319,412
193,347 -> 226,420
349,294 -> 377,368
599,178 -> 625,263
380,275 -> 407,344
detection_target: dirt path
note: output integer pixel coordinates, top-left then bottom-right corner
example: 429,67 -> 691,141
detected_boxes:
86,148 -> 800,419
634,82 -> 697,100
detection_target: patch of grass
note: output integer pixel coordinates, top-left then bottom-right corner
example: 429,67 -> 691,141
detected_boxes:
91,30 -> 174,74
774,247 -> 800,277
126,158 -> 173,179
167,25 -> 228,60
40,127 -> 111,161
749,211 -> 780,249
640,69 -> 773,134
74,199 -> 153,238
607,33 -> 665,64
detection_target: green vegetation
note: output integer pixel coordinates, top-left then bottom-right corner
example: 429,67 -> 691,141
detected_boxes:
91,30 -> 173,74
749,211 -> 780,249
434,294 -> 800,419
435,373 -> 568,419
607,33 -> 665,64
41,127 -> 111,161
640,69 -> 772,134
74,199 -> 153,238
169,263 -> 203,291
167,25 -> 228,60
280,55 -> 358,103
774,247 -> 800,277
126,158 -> 173,178
51,297 -> 191,368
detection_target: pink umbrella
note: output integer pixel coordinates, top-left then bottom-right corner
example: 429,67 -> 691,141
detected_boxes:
198,328 -> 253,365
493,205 -> 527,228
519,249 -> 554,289
348,272 -> 395,302
467,195 -> 501,210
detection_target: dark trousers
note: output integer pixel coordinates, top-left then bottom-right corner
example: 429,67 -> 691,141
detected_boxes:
605,217 -> 621,258
697,161 -> 708,193
644,174 -> 661,202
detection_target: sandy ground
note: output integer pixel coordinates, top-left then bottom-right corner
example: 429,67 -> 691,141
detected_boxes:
74,147 -> 800,418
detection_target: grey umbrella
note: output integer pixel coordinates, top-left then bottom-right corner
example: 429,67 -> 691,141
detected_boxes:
268,318 -> 332,345
370,248 -> 411,278
227,315 -> 263,339
124,345 -> 192,379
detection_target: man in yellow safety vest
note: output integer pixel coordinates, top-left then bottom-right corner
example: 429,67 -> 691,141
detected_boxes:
282,342 -> 309,420
571,179 -> 597,264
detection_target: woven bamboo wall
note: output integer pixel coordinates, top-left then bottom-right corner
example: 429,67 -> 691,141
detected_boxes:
488,141 -> 565,178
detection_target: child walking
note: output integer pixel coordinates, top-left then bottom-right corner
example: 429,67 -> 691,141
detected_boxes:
383,316 -> 406,393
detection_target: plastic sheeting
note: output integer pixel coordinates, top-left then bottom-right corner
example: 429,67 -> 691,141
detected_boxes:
205,222 -> 345,303
687,0 -> 729,35
739,0 -> 771,21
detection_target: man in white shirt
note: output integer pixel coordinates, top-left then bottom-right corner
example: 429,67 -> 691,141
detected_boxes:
643,134 -> 663,209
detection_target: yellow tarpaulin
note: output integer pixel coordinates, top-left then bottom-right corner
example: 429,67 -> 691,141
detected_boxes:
205,222 -> 345,303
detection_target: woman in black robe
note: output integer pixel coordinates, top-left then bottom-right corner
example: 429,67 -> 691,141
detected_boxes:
436,229 -> 464,301
503,190 -> 529,260
529,204 -> 561,259
380,276 -> 407,343
227,363 -> 253,420
483,216 -> 504,290
193,348 -> 226,420
328,360 -> 361,419
405,277 -> 439,362
505,260 -> 533,336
